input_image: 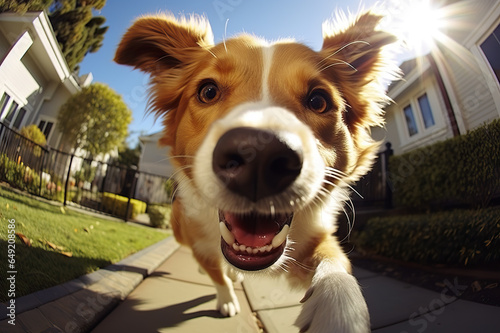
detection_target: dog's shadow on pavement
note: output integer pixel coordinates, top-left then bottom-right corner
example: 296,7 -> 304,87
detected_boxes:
124,294 -> 223,331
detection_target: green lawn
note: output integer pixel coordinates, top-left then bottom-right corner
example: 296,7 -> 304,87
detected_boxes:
0,186 -> 169,301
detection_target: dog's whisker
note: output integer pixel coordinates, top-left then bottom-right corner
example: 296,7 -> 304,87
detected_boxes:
285,254 -> 315,273
324,166 -> 349,176
324,171 -> 363,200
317,40 -> 370,67
223,19 -> 230,54
319,60 -> 357,73
205,47 -> 218,59
168,165 -> 193,182
169,154 -> 196,159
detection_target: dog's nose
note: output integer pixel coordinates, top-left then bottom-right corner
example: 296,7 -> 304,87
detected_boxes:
212,127 -> 303,202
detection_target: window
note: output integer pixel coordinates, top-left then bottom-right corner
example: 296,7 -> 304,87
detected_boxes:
418,94 -> 435,129
403,104 -> 418,136
0,93 -> 10,118
0,94 -> 26,129
480,23 -> 500,84
38,120 -> 54,140
12,108 -> 26,129
4,101 -> 18,125
402,92 -> 436,138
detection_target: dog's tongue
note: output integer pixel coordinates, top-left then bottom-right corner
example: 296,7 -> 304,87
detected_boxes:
224,212 -> 281,248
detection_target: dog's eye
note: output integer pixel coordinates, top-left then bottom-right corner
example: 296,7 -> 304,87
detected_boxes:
307,91 -> 331,114
198,82 -> 220,104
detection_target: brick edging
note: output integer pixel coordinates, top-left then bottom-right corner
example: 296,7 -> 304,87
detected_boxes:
1,236 -> 180,332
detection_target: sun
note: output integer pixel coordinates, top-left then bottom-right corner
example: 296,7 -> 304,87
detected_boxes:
388,0 -> 447,56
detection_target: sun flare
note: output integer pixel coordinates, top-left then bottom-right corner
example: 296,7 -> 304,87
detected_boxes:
405,1 -> 443,48
386,0 -> 447,56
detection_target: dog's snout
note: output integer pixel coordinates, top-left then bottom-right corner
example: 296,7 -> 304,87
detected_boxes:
212,127 -> 303,202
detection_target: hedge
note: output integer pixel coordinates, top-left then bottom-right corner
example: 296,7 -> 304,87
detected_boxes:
388,119 -> 500,210
0,153 -> 40,193
101,192 -> 147,219
19,124 -> 46,146
353,206 -> 500,267
147,204 -> 171,228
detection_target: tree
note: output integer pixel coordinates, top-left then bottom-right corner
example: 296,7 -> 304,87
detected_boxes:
116,142 -> 141,168
49,0 -> 108,72
0,0 -> 108,73
0,0 -> 52,13
57,83 -> 131,156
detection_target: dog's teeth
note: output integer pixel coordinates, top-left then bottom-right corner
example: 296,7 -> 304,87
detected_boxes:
225,224 -> 290,254
272,225 -> 289,248
220,222 -> 235,245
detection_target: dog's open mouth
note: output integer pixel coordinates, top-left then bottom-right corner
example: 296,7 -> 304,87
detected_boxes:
219,210 -> 292,271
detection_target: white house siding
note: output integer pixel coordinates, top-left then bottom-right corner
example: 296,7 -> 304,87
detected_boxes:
437,46 -> 498,132
379,0 -> 500,155
0,31 -> 40,119
0,12 -> 93,151
436,0 -> 500,132
138,133 -> 174,177
380,57 -> 457,155
135,133 -> 174,203
35,83 -> 73,147
372,110 -> 401,153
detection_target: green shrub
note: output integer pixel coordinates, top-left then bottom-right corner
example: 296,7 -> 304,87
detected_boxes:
19,124 -> 46,146
0,154 -> 41,193
353,207 -> 500,267
19,125 -> 46,158
73,163 -> 96,185
389,119 -> 500,210
101,192 -> 146,219
147,204 -> 171,228
164,179 -> 175,200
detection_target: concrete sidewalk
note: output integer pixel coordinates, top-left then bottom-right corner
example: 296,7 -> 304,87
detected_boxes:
92,242 -> 500,333
2,236 -> 499,332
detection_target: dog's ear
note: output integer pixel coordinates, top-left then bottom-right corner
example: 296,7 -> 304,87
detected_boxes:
114,14 -> 214,74
321,12 -> 398,182
321,12 -> 397,128
115,15 -> 214,147
321,12 -> 396,87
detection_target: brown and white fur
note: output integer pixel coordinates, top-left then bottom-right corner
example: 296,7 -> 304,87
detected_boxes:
115,11 -> 396,333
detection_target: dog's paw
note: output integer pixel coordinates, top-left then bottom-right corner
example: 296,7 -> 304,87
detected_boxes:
214,280 -> 241,317
216,293 -> 241,317
295,272 -> 370,333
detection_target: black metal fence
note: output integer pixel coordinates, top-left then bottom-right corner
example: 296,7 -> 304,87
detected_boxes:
0,122 -> 172,220
0,121 -> 394,219
352,142 -> 394,209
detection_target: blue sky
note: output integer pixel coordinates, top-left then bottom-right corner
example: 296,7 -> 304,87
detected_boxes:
78,0 -> 386,147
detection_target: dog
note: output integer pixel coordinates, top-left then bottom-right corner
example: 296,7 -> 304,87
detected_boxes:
115,10 -> 396,332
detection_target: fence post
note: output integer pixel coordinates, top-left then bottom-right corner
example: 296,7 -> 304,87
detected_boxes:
64,153 -> 75,206
39,146 -> 49,196
124,167 -> 138,221
384,142 -> 394,209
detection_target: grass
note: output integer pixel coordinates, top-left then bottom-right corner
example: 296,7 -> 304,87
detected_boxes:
0,186 -> 169,301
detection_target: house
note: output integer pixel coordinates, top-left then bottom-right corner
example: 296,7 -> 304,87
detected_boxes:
134,131 -> 175,203
374,0 -> 500,155
0,11 -> 92,149
138,132 -> 175,177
